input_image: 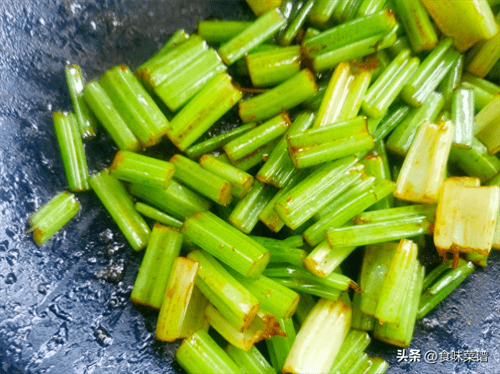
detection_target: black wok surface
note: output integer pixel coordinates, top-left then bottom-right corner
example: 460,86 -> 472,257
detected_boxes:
0,0 -> 499,373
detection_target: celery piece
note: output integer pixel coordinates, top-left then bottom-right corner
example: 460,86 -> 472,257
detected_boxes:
246,46 -> 301,87
182,211 -> 270,278
129,181 -> 211,221
247,0 -> 283,16
266,318 -> 296,372
198,20 -> 251,43
65,65 -> 97,138
281,0 -> 316,45
89,170 -> 150,251
239,69 -> 318,123
138,29 -> 190,73
167,72 -> 242,151
337,71 -> 372,121
304,240 -> 357,277
225,344 -> 276,374
170,154 -> 233,206
218,8 -> 287,65
131,224 -> 182,308
451,88 -> 474,148
474,94 -> 500,155
440,55 -> 463,109
28,191 -> 80,247
466,12 -> 500,78
356,0 -> 386,18
354,204 -> 437,225
308,0 -> 340,28
83,81 -> 139,151
351,291 -> 375,331
282,296 -> 351,374
134,202 -> 183,228
187,250 -> 260,330
329,329 -> 372,374
462,73 -> 500,111
176,330 -> 242,374
250,235 -> 307,267
109,150 -> 175,190
53,112 -> 90,192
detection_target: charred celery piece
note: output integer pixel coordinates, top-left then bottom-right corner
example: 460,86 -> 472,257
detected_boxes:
303,179 -> 395,246
354,204 -> 437,225
100,65 -> 170,147
373,262 -> 424,347
204,305 -> 281,350
433,177 -> 500,257
356,0 -> 386,17
185,123 -> 256,159
83,81 -> 139,151
386,91 -> 444,156
274,156 -> 359,229
246,46 -> 301,87
351,291 -> 375,331
401,39 -> 460,107
440,55 -> 463,109
304,10 -> 396,55
362,49 -> 420,118
198,21 -> 252,43
420,0 -> 498,52
466,13 -> 500,77
129,181 -> 211,221
28,192 -> 80,247
131,225 -> 182,308
257,111 -> 314,188
313,62 -> 353,128
304,240 -> 357,277
225,113 -> 291,163
154,49 -> 227,111
239,69 -> 318,122
229,182 -> 277,234
250,236 -> 306,267
288,118 -> 375,168
109,151 -> 175,190
451,88 -> 474,148
281,0 -> 316,45
134,202 -> 183,228
218,8 -> 287,65
183,211 -> 270,278
266,318 -> 296,372
170,154 -> 232,206
187,250 -> 260,330
326,216 -> 431,248
417,259 -> 475,319
65,65 -> 97,138
89,170 -> 150,251
374,239 -> 418,325
258,172 -> 306,233
475,94 -> 500,155
176,330 -> 242,374
359,242 -> 398,316
246,0 -> 283,16
449,137 -> 500,183
282,296 -> 351,374
462,73 -> 500,111
225,345 -> 277,374
167,73 -> 242,151
308,0 -> 340,28
156,257 -> 208,342
337,71 -> 372,121
199,154 -> 254,198
226,268 -> 300,319
329,329 -> 371,374
138,35 -> 208,88
395,120 -> 454,204
53,112 -> 90,192
392,0 -> 437,52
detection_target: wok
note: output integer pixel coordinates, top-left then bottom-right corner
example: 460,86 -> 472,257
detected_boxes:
0,0 -> 499,373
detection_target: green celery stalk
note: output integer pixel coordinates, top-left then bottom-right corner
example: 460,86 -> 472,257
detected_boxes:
474,94 -> 500,155
89,170 -> 150,251
356,0 -> 386,18
451,88 -> 474,148
333,0 -> 363,22
308,0 -> 340,28
225,344 -> 277,374
365,357 -> 389,374
182,211 -> 270,278
281,0 -> 316,45
246,46 -> 301,87
329,329 -> 372,374
138,29 -> 190,72
337,70 -> 372,121
353,204 -> 437,225
53,112 -> 90,192
247,0 -> 284,16
28,191 -> 80,247
250,235 -> 307,267
266,318 -> 296,372
197,20 -> 252,43
304,240 -> 357,278
131,224 -> 182,308
440,55 -> 463,109
134,202 -> 183,228
462,73 -> 500,111
351,291 -> 375,331
176,330 -> 242,374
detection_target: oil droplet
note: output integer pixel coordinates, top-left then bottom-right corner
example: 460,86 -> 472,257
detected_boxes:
94,327 -> 112,346
38,284 -> 48,294
5,273 -> 17,284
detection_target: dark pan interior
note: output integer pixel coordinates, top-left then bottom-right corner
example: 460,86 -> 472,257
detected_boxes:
0,0 -> 499,373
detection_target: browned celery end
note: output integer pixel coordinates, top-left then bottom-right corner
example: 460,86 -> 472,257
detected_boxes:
53,111 -> 90,192
182,211 -> 270,278
130,224 -> 182,309
28,191 -> 80,247
109,150 -> 175,190
89,170 -> 150,251
170,154 -> 233,207
167,72 -> 243,151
